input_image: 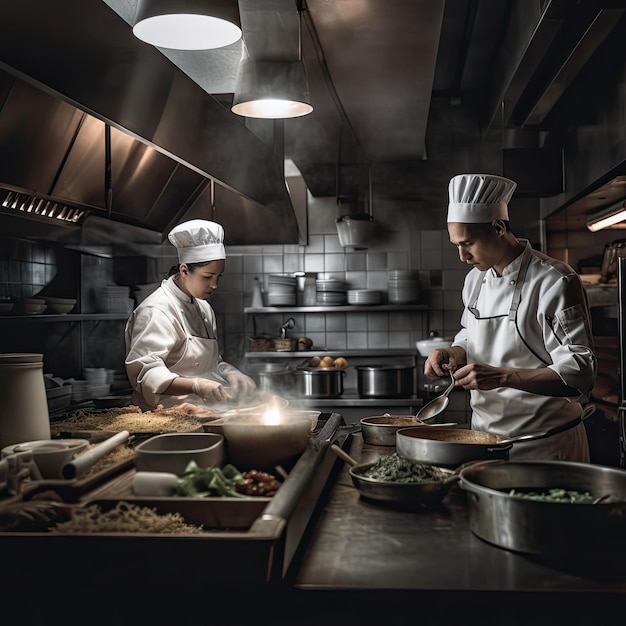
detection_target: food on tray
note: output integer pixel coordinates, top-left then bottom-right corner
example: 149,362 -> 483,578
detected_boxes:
508,488 -> 596,503
361,453 -> 449,484
174,462 -> 281,498
0,494 -> 71,532
50,404 -> 213,436
53,501 -> 203,534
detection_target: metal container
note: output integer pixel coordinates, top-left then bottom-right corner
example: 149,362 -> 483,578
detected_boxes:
459,460 -> 626,555
356,364 -> 414,398
244,362 -> 295,395
294,367 -> 345,398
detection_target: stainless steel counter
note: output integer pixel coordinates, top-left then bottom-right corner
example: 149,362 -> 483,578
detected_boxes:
287,433 -> 626,624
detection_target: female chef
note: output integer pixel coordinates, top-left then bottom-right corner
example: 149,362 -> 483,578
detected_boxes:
424,174 -> 597,461
125,219 -> 256,410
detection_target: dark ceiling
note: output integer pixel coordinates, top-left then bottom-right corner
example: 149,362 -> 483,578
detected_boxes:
1,0 -> 626,242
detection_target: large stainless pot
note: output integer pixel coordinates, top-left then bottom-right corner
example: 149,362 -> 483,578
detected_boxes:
459,460 -> 626,555
356,364 -> 414,398
294,368 -> 344,398
244,362 -> 295,395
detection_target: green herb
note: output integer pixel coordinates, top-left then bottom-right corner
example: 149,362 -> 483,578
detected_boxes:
174,461 -> 246,498
508,488 -> 595,503
361,453 -> 447,484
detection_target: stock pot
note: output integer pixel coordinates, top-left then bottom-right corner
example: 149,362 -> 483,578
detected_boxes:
356,364 -> 414,398
459,460 -> 626,555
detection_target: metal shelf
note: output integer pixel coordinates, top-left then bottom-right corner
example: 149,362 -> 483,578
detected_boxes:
0,313 -> 130,322
245,304 -> 428,313
245,349 -> 418,359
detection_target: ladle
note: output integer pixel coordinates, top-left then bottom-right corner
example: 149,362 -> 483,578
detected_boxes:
415,370 -> 456,422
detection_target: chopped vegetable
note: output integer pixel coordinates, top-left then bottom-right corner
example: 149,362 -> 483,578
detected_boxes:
175,461 -> 246,498
361,453 -> 447,484
508,488 -> 596,503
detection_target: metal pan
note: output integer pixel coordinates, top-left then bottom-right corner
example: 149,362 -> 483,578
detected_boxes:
330,444 -> 459,509
396,405 -> 596,468
360,415 -> 457,446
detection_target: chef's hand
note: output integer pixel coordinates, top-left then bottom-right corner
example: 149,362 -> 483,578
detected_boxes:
224,372 -> 257,396
191,378 -> 232,404
453,362 -> 503,390
424,347 -> 464,379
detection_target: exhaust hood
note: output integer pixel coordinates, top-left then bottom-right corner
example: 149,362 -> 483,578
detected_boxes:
0,0 -> 302,246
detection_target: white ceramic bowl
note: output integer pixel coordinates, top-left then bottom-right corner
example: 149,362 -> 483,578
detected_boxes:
1,439 -> 89,479
416,336 -> 454,357
44,297 -> 77,314
22,298 -> 47,315
203,410 -> 320,472
134,432 -> 225,476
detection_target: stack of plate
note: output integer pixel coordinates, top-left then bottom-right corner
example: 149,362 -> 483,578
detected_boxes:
347,289 -> 382,305
133,282 -> 160,305
101,285 -> 134,313
316,277 -> 347,306
388,269 -> 421,303
68,379 -> 91,404
266,274 -> 297,306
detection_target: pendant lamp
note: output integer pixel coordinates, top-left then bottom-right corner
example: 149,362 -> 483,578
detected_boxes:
231,2 -> 312,119
133,0 -> 242,50
231,59 -> 313,119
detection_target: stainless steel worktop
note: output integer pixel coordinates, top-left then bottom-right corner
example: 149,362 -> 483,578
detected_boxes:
288,433 -> 626,623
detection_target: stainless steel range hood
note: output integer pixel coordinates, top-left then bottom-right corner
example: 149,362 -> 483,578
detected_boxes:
0,1 -> 301,246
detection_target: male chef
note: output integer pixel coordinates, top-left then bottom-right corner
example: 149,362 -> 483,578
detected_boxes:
424,173 -> 597,461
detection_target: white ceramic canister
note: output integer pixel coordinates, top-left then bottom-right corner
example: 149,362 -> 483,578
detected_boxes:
0,353 -> 51,448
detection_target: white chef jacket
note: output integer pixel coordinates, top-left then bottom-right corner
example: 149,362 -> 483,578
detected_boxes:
452,240 -> 597,460
124,276 -> 240,410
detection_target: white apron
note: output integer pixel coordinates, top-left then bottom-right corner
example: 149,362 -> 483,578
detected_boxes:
466,245 -> 589,461
130,281 -> 228,409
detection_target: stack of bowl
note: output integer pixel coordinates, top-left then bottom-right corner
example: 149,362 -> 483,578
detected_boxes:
316,276 -> 347,306
388,269 -> 421,303
266,274 -> 297,306
43,297 -> 76,314
21,297 -> 47,315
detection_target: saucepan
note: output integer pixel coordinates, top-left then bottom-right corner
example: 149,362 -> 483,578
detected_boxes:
396,405 -> 596,468
330,444 -> 460,509
360,415 -> 457,446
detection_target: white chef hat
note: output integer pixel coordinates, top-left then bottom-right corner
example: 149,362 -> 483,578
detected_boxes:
447,174 -> 517,223
167,219 -> 226,264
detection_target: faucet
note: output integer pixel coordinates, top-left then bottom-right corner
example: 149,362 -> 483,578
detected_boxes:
280,318 -> 295,338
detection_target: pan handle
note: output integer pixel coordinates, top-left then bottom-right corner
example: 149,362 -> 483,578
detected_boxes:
329,443 -> 359,466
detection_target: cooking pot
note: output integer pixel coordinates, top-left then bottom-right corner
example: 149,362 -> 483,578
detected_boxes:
356,364 -> 414,398
244,362 -> 295,395
395,406 -> 595,467
294,367 -> 344,398
459,460 -> 626,555
360,415 -> 456,446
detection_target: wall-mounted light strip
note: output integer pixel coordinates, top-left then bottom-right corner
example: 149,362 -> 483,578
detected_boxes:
1,190 -> 86,224
587,201 -> 626,232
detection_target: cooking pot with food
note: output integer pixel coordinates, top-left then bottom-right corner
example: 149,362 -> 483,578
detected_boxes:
459,459 -> 626,555
396,406 -> 595,467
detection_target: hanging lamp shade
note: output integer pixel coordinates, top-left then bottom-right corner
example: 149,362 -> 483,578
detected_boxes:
132,0 -> 242,50
231,59 -> 313,119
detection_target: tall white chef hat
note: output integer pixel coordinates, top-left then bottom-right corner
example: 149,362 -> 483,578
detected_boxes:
447,174 -> 517,223
167,219 -> 226,264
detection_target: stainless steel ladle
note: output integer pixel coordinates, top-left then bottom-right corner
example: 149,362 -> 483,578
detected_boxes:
415,370 -> 456,422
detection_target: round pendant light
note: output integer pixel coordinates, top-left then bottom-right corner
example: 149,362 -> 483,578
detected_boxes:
133,0 -> 242,50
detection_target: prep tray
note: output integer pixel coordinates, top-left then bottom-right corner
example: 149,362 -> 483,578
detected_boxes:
0,413 -> 346,585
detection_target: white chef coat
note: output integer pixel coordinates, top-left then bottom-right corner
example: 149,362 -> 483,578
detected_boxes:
452,240 -> 597,461
124,276 -> 239,410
